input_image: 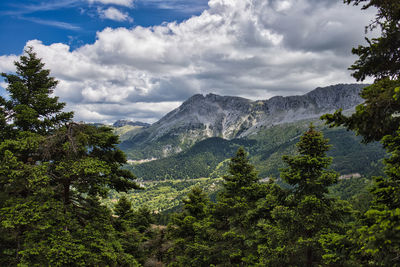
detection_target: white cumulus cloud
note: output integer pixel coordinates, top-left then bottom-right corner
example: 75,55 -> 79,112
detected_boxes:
0,0 -> 376,123
0,55 -> 18,73
98,7 -> 133,22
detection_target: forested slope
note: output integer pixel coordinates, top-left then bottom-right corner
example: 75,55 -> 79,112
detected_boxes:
128,120 -> 385,180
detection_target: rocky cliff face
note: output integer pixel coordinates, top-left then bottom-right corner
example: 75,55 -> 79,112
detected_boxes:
120,84 -> 366,159
150,93 -> 253,139
240,84 -> 365,136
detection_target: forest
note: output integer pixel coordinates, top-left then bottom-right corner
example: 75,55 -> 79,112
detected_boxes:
1,0 -> 400,266
128,125 -> 385,181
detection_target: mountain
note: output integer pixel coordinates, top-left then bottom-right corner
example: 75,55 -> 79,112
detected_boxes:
119,84 -> 367,160
127,119 -> 384,181
113,120 -> 150,128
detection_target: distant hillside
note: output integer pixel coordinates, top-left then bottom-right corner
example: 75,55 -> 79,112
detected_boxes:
113,120 -> 150,128
119,84 -> 368,160
126,119 -> 384,181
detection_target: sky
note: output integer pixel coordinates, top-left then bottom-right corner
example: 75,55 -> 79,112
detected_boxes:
0,0 -> 376,124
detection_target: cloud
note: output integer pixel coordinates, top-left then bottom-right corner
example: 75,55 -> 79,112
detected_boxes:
67,101 -> 181,123
0,54 -> 18,73
136,0 -> 209,13
19,17 -> 81,30
1,0 -> 134,25
0,0 -> 376,123
1,0 -> 81,15
98,7 -> 133,22
0,54 -> 19,98
88,0 -> 135,8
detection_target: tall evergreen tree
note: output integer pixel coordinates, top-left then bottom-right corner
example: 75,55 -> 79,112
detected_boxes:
269,125 -> 349,266
322,1 -> 400,264
167,186 -> 211,266
0,48 -> 140,265
322,0 -> 400,142
1,47 -> 73,137
355,130 -> 400,265
344,0 -> 400,82
113,196 -> 145,264
210,147 -> 267,265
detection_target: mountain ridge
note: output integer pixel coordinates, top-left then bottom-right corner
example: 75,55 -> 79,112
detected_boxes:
119,83 -> 367,160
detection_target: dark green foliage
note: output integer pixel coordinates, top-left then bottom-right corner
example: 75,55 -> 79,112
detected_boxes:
0,49 -> 141,266
325,128 -> 384,176
329,177 -> 374,218
180,186 -> 208,219
222,147 -> 261,199
322,1 -> 400,265
355,130 -> 400,265
130,123 -> 384,181
281,125 -> 338,196
130,137 -> 253,180
261,126 -> 352,266
1,3 -> 396,262
252,124 -> 384,178
114,196 -> 135,231
323,0 -> 400,142
164,148 -> 283,266
43,123 -> 139,201
329,177 -> 372,201
167,187 -> 211,266
206,148 -> 270,265
132,205 -> 154,233
344,0 -> 400,81
112,196 -> 154,265
164,128 -> 362,266
1,47 -> 73,138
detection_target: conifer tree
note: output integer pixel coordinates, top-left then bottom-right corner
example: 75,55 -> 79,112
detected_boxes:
114,196 -> 135,232
113,196 -> 145,264
1,47 -> 73,137
0,48 -> 139,265
344,0 -> 400,82
322,1 -> 400,264
167,186 -> 211,266
322,0 -> 400,142
271,125 -> 349,266
355,130 -> 400,265
210,147 -> 267,265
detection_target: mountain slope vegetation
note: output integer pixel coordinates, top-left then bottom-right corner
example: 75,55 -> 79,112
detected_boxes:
127,119 -> 384,181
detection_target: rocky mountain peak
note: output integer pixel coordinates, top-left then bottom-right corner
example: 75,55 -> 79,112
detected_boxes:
120,83 -> 368,159
305,84 -> 365,109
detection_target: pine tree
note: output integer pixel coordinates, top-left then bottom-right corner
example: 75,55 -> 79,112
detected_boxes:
218,147 -> 265,223
1,47 -> 73,137
355,130 -> 400,265
114,196 -> 135,231
251,178 -> 288,266
113,196 -> 145,265
322,1 -> 400,143
322,1 -> 400,264
209,147 -> 267,265
271,125 -> 349,266
0,48 -> 139,265
344,0 -> 400,82
167,186 -> 211,266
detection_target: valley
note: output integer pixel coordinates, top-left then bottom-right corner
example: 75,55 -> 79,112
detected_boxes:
112,84 -> 385,214
2,0 -> 398,265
